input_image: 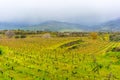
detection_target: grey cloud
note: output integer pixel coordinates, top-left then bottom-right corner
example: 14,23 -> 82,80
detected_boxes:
0,0 -> 120,25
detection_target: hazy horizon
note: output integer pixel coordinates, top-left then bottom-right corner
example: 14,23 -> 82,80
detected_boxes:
0,0 -> 120,25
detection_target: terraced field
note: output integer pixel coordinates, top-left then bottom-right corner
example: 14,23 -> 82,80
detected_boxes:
0,37 -> 120,80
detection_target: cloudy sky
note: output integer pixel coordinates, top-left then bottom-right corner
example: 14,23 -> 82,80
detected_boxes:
0,0 -> 120,25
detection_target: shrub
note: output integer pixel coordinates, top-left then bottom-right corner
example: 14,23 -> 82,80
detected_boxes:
0,49 -> 3,55
15,35 -> 27,39
0,46 -> 9,55
20,35 -> 27,38
112,47 -> 120,52
15,35 -> 20,39
109,35 -> 120,41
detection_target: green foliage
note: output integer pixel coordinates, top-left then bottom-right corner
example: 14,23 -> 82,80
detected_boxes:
0,49 -> 3,55
0,46 -> 10,55
105,47 -> 120,65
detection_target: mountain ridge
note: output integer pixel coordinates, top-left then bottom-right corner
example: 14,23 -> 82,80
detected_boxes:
0,19 -> 120,32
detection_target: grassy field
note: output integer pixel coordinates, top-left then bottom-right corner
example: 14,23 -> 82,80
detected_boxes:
0,37 -> 120,80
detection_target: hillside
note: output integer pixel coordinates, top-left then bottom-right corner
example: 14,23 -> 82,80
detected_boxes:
0,19 -> 120,32
0,36 -> 120,79
0,22 -> 29,30
0,21 -> 87,32
96,18 -> 120,31
0,21 -> 85,31
24,21 -> 85,32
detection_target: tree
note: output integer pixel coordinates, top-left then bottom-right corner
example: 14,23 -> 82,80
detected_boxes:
5,30 -> 15,38
90,32 -> 98,39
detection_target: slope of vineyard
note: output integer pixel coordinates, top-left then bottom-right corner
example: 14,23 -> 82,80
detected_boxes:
0,37 -> 120,80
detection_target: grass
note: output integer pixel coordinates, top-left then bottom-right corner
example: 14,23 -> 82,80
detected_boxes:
0,37 -> 119,80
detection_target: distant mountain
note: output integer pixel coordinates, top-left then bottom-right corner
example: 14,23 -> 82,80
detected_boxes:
0,22 -> 29,30
1,19 -> 120,32
95,18 -> 120,31
23,21 -> 86,32
0,21 -> 88,32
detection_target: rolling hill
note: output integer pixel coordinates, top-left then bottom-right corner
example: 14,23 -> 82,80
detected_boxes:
0,19 -> 120,32
0,22 -> 29,30
95,18 -> 120,31
23,21 -> 86,32
0,21 -> 87,32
